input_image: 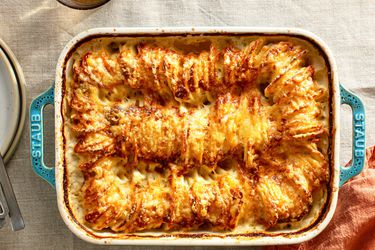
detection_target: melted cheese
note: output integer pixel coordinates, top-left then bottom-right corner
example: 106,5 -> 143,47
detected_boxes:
63,36 -> 330,234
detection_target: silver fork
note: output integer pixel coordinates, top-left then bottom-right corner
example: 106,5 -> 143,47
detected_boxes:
0,183 -> 9,229
0,154 -> 24,231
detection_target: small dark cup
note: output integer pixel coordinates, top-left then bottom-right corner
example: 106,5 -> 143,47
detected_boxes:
57,0 -> 110,10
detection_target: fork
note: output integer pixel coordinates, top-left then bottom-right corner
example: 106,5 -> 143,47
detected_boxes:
0,183 -> 9,229
0,154 -> 24,231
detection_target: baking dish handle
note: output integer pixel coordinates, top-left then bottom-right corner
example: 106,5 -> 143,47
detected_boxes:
29,85 -> 55,188
339,84 -> 366,186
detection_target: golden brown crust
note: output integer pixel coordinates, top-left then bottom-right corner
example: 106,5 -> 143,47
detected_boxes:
66,38 -> 329,233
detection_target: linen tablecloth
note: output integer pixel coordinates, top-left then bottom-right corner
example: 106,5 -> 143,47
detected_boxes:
0,0 -> 374,249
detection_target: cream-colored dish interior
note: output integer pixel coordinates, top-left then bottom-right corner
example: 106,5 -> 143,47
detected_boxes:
61,34 -> 330,237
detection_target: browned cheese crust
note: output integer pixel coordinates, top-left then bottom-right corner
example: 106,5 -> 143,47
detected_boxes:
65,38 -> 329,232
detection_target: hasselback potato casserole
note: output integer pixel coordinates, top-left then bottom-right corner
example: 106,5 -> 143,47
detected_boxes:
62,35 -> 330,234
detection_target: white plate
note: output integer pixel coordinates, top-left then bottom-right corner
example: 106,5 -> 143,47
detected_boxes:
0,48 -> 20,157
0,39 -> 26,163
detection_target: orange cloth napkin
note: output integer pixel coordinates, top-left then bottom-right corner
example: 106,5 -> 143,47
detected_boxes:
266,146 -> 375,250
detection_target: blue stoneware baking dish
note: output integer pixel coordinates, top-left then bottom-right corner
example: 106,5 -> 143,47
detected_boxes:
29,27 -> 365,246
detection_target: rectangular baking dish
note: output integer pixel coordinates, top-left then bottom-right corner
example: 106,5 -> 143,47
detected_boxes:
29,27 -> 366,246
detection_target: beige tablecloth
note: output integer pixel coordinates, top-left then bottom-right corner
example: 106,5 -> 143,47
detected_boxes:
0,0 -> 374,249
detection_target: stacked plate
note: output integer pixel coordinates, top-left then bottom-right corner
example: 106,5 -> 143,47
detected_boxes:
0,39 -> 26,163
0,39 -> 26,231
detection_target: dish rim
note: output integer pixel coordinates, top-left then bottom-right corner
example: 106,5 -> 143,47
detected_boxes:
54,27 -> 340,246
